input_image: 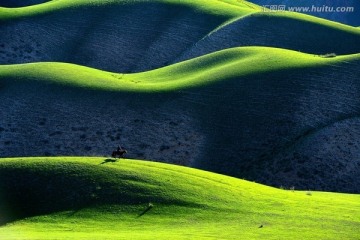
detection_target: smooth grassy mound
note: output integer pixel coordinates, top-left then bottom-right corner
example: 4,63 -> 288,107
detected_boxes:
1,47 -> 358,91
1,47 -> 360,193
0,157 -> 359,240
0,0 -> 359,72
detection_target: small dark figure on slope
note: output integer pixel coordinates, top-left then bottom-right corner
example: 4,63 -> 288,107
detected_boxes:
112,145 -> 127,159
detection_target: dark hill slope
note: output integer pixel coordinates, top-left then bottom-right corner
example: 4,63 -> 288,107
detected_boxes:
1,48 -> 360,193
176,12 -> 360,63
195,60 -> 360,193
0,2 -> 359,73
0,158 -> 201,224
0,1 -> 250,73
0,0 -> 49,8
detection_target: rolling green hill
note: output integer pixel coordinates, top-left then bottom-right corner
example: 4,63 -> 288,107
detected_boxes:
1,47 -> 360,192
0,0 -> 359,72
0,157 -> 359,239
0,47 -> 358,91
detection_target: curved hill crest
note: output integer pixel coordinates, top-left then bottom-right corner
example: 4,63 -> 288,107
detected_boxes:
0,0 -> 359,72
0,157 -> 359,240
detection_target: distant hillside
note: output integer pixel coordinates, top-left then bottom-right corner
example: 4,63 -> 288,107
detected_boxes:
176,11 -> 360,63
0,1 -> 359,72
1,47 -> 360,193
249,0 -> 360,26
0,1 -> 250,73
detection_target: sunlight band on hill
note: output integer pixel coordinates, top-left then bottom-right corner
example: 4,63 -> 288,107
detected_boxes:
0,47 -> 359,92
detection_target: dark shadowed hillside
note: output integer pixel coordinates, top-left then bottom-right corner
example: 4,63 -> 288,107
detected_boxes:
176,12 -> 360,63
0,0 -> 49,8
193,59 -> 360,193
0,2 -> 359,72
0,2 -> 236,73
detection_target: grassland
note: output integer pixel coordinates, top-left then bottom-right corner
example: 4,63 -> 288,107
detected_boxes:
1,47 -> 360,192
1,47 -> 359,92
0,157 -> 359,240
1,0 -> 360,238
0,0 -> 258,20
1,0 -> 359,72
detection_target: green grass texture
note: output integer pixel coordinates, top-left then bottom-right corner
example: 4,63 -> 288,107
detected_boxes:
0,157 -> 359,240
1,46 -> 359,92
0,0 -> 258,20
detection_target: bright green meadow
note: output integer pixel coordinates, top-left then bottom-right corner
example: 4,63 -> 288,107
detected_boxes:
0,157 -> 359,240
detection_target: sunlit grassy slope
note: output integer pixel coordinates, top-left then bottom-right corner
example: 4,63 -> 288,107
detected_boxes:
0,157 -> 359,240
0,0 -> 259,18
0,0 -> 359,73
1,46 -> 359,92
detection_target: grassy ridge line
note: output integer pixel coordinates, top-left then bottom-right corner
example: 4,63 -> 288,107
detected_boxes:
177,10 -> 360,63
0,156 -> 279,208
0,0 -> 358,35
0,47 -> 359,92
1,0 -> 359,73
0,0 -> 257,20
0,157 -> 359,239
1,0 -> 358,35
214,10 -> 360,37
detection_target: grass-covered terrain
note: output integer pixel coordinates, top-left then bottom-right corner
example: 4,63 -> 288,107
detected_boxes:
0,0 -> 359,72
1,0 -> 360,238
0,157 -> 359,240
1,47 -> 360,192
0,0 -> 259,18
1,47 -> 358,92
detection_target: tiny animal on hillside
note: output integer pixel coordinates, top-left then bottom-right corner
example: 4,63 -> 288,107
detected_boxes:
112,146 -> 127,159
